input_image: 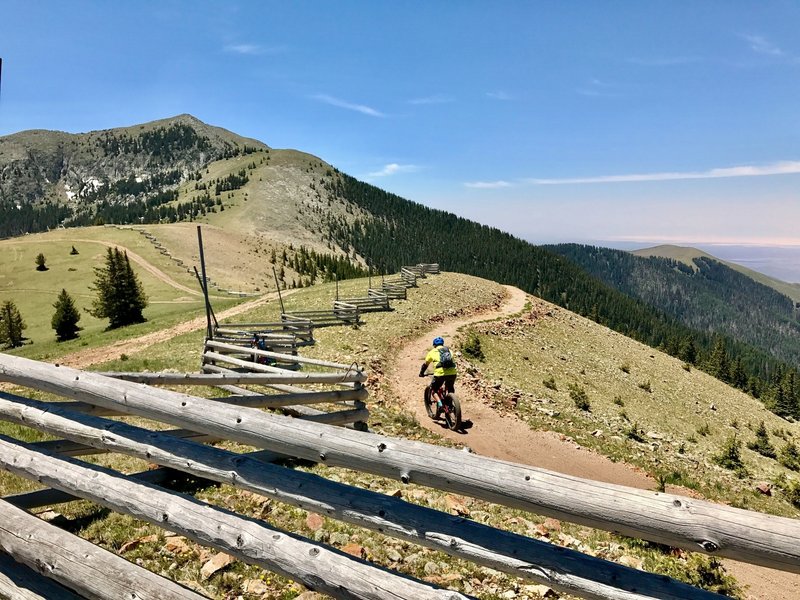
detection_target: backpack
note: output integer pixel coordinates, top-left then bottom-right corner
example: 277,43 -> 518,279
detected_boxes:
437,346 -> 455,369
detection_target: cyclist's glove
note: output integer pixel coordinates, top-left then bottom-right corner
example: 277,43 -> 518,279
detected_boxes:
418,369 -> 426,377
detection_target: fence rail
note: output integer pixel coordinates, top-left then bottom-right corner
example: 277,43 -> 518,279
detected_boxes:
1,353 -> 797,600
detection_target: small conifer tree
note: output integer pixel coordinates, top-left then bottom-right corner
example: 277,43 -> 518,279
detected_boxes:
747,421 -> 777,458
51,289 -> 81,341
779,441 -> 800,471
35,253 -> 48,271
0,301 -> 27,348
89,247 -> 148,329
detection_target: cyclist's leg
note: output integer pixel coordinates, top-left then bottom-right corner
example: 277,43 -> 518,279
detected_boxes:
444,375 -> 456,394
430,375 -> 444,395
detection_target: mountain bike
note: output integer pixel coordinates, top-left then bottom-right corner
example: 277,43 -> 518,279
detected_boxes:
423,376 -> 462,431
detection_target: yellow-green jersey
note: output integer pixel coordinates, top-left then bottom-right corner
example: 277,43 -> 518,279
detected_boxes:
424,346 -> 457,376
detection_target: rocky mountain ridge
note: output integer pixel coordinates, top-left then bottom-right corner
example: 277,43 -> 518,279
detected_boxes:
0,114 -> 267,235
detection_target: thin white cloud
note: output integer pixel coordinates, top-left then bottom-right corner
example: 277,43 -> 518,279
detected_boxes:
224,44 -> 265,55
627,56 -> 703,66
367,163 -> 419,177
577,78 -> 621,98
486,91 -> 513,101
742,34 -> 783,56
527,160 -> 800,185
312,94 -> 385,117
409,94 -> 454,105
464,180 -> 512,189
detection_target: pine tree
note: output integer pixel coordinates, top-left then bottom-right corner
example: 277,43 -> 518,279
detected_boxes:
0,301 -> 27,348
707,338 -> 730,383
746,421 -> 776,458
35,253 -> 48,271
70,245 -> 79,255
51,288 -> 81,341
89,247 -> 148,329
678,336 -> 698,364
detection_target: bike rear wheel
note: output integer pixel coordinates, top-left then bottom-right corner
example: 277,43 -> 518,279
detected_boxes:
443,393 -> 462,430
423,386 -> 438,419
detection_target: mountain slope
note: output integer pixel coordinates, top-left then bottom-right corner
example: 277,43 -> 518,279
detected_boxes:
633,244 -> 800,304
2,116 -> 798,418
0,114 -> 266,236
548,243 -> 800,368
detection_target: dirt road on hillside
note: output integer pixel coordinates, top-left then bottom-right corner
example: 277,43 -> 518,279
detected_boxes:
59,290 -> 286,369
388,284 -> 799,600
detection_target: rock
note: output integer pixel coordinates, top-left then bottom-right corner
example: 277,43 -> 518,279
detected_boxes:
618,554 -> 643,570
341,543 -> 364,558
242,579 -> 269,594
119,534 -> 159,554
710,403 -> 717,411
424,561 -> 440,575
386,548 -> 402,562
591,429 -> 603,437
756,482 -> 772,496
646,431 -> 663,440
164,536 -> 192,554
522,584 -> 558,597
306,512 -> 325,531
444,494 -> 471,516
329,532 -> 350,546
200,552 -> 235,580
542,518 -> 561,532
500,590 -> 517,599
35,510 -> 61,521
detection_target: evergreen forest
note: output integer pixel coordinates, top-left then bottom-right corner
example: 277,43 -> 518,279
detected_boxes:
326,173 -> 800,419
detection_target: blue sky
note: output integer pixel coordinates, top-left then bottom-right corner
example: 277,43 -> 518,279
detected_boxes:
1,1 -> 799,246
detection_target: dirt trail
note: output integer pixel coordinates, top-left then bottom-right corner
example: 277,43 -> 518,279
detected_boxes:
59,290 -> 287,369
389,285 -> 657,489
388,284 -> 799,600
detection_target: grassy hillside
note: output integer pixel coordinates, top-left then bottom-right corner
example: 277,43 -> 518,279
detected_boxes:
0,226 -> 242,360
3,273 -> 778,597
462,295 -> 800,517
633,244 -> 800,304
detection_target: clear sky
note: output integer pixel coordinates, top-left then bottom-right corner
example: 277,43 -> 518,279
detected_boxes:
1,1 -> 799,246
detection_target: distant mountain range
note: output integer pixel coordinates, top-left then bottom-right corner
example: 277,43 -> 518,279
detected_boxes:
548,243 -> 800,369
0,114 -> 265,237
633,244 -> 800,304
1,115 -> 797,418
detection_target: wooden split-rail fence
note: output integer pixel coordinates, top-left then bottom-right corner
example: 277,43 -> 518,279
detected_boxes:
1,352 -> 799,599
272,263 -> 441,327
199,338 -> 368,428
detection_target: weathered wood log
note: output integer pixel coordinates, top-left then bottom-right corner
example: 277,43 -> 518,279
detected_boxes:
2,355 -> 797,573
0,499 -> 206,600
103,369 -> 366,385
32,427 -> 220,456
218,388 -> 368,407
0,392 -> 723,600
205,340 -> 364,371
0,436 -> 471,600
3,466 -> 193,509
212,378 -> 368,427
0,551 -> 86,600
201,351 -> 365,384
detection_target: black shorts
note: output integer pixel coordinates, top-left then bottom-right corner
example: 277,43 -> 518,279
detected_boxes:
431,374 -> 456,394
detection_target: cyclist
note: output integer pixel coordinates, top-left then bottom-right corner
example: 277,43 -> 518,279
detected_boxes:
418,336 -> 457,397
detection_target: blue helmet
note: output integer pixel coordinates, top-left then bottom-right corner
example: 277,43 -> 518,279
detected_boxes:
432,336 -> 445,347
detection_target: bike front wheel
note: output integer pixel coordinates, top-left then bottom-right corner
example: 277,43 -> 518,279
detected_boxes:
423,386 -> 438,419
443,393 -> 462,430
